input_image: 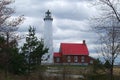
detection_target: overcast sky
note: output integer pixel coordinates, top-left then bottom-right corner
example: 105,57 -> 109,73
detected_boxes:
13,0 -> 100,58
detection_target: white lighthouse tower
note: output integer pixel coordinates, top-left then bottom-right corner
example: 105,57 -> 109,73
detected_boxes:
43,10 -> 53,63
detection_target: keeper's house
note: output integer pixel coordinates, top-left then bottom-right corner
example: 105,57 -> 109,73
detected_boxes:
53,40 -> 94,65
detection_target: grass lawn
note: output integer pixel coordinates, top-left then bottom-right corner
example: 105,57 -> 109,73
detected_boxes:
0,65 -> 120,80
46,65 -> 120,80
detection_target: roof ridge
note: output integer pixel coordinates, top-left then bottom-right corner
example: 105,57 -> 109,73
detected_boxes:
61,43 -> 84,45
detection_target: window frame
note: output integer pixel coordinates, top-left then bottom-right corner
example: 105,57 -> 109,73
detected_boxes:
74,56 -> 78,62
90,60 -> 93,64
81,56 -> 85,63
67,56 -> 71,62
56,57 -> 60,63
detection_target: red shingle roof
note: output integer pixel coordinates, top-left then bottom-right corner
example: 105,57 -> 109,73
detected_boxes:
60,43 -> 89,55
54,52 -> 62,57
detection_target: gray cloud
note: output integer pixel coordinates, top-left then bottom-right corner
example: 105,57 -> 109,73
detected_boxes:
14,0 -> 96,20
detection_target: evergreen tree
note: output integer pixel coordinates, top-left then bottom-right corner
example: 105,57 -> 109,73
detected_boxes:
104,60 -> 111,69
92,58 -> 104,73
21,26 -> 48,75
0,36 -> 6,69
0,0 -> 24,77
32,39 -> 48,65
9,47 -> 26,75
0,35 -> 26,75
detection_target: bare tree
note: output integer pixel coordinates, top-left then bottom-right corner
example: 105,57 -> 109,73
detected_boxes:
93,0 -> 120,22
0,0 -> 24,42
90,0 -> 120,80
0,0 -> 24,78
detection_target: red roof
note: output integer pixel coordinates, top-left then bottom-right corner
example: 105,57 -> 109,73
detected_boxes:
54,52 -> 62,57
60,43 -> 89,55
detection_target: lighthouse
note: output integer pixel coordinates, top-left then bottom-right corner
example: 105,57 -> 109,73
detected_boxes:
43,10 -> 53,63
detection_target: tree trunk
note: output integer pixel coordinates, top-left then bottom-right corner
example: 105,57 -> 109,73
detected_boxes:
4,32 -> 9,79
110,60 -> 114,80
110,66 -> 113,80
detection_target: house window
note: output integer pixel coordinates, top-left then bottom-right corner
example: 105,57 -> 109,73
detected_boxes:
67,56 -> 71,62
90,60 -> 93,64
74,56 -> 78,62
56,57 -> 60,62
81,56 -> 85,62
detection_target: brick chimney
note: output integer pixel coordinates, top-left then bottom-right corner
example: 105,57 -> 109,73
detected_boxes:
83,40 -> 86,44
